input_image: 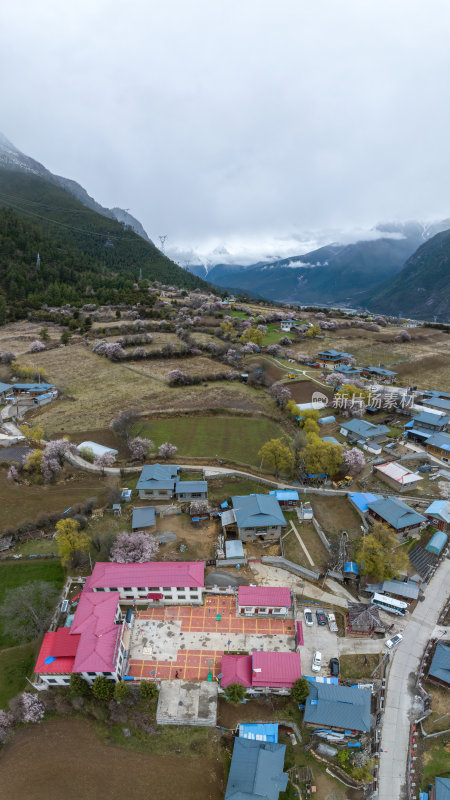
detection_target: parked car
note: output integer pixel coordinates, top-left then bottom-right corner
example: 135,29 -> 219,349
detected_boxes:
316,609 -> 326,626
385,634 -> 403,649
326,613 -> 338,632
329,658 -> 340,677
303,608 -> 314,626
312,651 -> 322,672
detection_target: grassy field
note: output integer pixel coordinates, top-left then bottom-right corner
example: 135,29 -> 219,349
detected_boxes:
421,736 -> 450,788
283,517 -> 330,570
134,415 -> 289,468
340,653 -> 382,679
207,477 -> 266,503
0,467 -> 116,532
310,495 -> 363,545
128,355 -> 228,381
0,642 -> 38,709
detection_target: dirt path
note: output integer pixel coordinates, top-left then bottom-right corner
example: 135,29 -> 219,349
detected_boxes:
0,718 -> 223,800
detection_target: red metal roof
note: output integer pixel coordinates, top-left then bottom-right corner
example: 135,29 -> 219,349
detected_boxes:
89,561 -> 205,589
238,586 -> 291,608
220,654 -> 253,688
71,591 -> 120,634
71,591 -> 123,674
35,631 -> 79,674
251,651 -> 301,688
51,626 -> 80,657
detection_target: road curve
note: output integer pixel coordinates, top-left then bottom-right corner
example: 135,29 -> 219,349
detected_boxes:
377,558 -> 450,800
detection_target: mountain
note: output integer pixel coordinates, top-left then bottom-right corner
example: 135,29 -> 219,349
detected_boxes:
365,228 -> 450,321
0,141 -> 209,312
0,132 -> 152,242
200,232 -> 425,305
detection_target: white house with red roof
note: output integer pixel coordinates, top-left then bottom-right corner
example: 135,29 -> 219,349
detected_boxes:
237,586 -> 292,617
86,561 -> 205,604
221,651 -> 301,695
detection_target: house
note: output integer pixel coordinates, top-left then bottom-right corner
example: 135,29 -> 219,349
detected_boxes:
366,496 -> 426,537
346,602 -> 383,635
221,651 -> 301,694
131,506 -> 156,532
338,364 -> 361,378
225,738 -> 288,800
85,560 -> 205,604
374,462 -> 423,492
303,683 -> 371,733
268,489 -> 299,507
221,495 -> 287,542
340,418 -> 390,444
237,586 -> 291,617
404,411 -> 450,443
0,382 -> 12,402
360,366 -> 397,383
174,480 -> 208,500
77,441 -> 118,459
425,501 -> 450,531
35,591 -> 126,688
280,319 -> 296,332
10,382 -> 55,398
316,349 -> 353,368
425,530 -> 448,557
416,390 -> 450,415
426,432 -> 450,462
136,464 -> 180,499
225,540 -> 245,560
427,642 -> 450,688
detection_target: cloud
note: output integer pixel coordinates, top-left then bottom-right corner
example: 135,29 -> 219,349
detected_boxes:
1,0 -> 450,260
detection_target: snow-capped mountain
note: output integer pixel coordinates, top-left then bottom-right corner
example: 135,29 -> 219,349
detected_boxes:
0,132 -> 153,243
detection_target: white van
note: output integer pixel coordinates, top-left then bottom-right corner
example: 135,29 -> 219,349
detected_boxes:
312,651 -> 322,672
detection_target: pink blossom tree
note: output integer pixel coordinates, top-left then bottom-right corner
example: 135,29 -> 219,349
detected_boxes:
94,452 -> 116,471
351,401 -> 366,418
167,369 -> 189,386
110,531 -> 159,563
41,438 -> 76,482
0,710 -> 12,743
325,372 -> 346,387
29,340 -> 46,353
104,342 -> 126,361
343,447 -> 366,475
133,347 -> 147,359
158,442 -> 178,459
21,692 -> 45,723
129,436 -> 154,461
395,329 -> 412,342
269,382 -> 292,408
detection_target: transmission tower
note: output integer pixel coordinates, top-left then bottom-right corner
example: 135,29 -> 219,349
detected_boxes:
159,235 -> 168,253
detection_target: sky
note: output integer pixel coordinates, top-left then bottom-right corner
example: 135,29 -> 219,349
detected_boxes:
2,0 -> 450,265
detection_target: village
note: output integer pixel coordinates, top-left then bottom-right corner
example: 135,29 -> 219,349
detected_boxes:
0,294 -> 449,800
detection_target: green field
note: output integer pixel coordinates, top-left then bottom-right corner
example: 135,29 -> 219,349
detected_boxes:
0,561 -> 64,649
0,561 -> 65,708
134,416 -> 289,469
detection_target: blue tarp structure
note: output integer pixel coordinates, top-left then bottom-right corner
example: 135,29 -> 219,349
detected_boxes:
239,723 -> 279,743
220,501 -> 229,509
344,561 -> 359,575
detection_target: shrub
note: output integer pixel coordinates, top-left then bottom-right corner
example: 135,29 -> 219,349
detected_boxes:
70,674 -> 91,697
92,676 -> 115,701
29,340 -> 46,353
158,442 -> 178,459
224,683 -> 246,703
21,692 -> 45,723
114,681 -> 131,702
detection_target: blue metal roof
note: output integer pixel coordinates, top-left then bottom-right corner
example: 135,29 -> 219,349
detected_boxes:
175,480 -> 207,493
239,723 -> 278,743
348,492 -> 381,512
435,777 -> 450,800
225,738 -> 288,800
341,419 -> 390,438
367,497 -> 426,530
411,411 -> 449,428
0,382 -> 11,394
231,495 -> 286,529
304,683 -> 371,732
322,436 -> 340,445
428,642 -> 450,686
344,561 -> 359,575
12,382 -> 54,390
269,490 -> 299,502
425,500 -> 450,524
427,432 -> 450,451
136,463 -> 179,490
131,506 -> 156,530
363,366 -> 397,377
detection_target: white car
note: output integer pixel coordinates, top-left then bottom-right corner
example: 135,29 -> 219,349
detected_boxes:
312,651 -> 322,672
304,608 -> 314,626
385,634 -> 403,649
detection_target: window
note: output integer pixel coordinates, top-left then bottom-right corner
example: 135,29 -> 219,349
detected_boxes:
124,595 -> 133,599
273,608 -> 281,613
109,587 -> 118,592
163,587 -> 171,591
178,594 -> 186,599
124,587 -> 132,591
87,672 -> 96,676
96,588 -> 104,592
102,672 -> 112,676
47,678 -> 57,684
192,492 -> 201,497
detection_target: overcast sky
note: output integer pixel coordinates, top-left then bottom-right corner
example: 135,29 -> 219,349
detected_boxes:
2,0 -> 450,263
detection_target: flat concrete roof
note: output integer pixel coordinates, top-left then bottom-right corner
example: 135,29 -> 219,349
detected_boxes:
156,680 -> 218,726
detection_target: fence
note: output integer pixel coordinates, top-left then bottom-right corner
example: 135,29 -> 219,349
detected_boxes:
261,555 -> 321,581
311,517 -> 332,552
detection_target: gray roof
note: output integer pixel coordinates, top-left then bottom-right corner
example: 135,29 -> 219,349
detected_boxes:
435,777 -> 450,800
367,497 -> 426,530
136,463 -> 179,490
304,683 -> 371,732
363,366 -> 397,377
131,506 -> 156,530
427,432 -> 450,451
347,603 -> 382,630
412,411 -> 449,428
429,642 -> 450,686
231,495 -> 286,529
341,419 -> 390,439
225,738 -> 288,800
175,480 -> 207,494
380,579 -> 419,600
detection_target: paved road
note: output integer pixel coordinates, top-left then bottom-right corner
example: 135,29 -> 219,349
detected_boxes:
378,558 -> 450,800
